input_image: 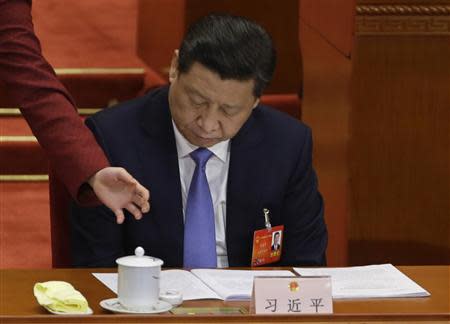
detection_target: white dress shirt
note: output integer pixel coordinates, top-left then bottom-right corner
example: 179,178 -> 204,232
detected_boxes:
172,121 -> 230,267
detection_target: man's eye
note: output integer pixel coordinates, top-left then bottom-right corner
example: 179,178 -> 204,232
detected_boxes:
190,97 -> 206,107
221,107 -> 238,116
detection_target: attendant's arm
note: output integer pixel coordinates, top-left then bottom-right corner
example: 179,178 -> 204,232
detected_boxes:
0,0 -> 149,221
281,127 -> 327,266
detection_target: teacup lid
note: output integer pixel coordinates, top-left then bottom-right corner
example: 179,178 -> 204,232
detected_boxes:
116,247 -> 164,267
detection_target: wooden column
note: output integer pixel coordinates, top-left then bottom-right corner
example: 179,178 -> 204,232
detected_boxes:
299,0 -> 355,266
349,0 -> 450,265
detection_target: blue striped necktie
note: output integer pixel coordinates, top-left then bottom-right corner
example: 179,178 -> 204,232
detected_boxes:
183,148 -> 217,268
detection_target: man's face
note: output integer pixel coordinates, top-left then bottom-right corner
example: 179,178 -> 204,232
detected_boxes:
168,52 -> 259,147
274,233 -> 280,244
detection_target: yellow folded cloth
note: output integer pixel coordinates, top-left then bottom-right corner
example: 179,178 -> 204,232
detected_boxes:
33,281 -> 89,314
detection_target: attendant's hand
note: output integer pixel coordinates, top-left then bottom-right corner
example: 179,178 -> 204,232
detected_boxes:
88,167 -> 150,224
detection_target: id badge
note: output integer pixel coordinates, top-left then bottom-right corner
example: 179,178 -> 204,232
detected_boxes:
251,225 -> 284,266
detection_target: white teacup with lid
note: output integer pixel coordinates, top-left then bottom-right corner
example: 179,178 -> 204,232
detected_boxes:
116,247 -> 163,310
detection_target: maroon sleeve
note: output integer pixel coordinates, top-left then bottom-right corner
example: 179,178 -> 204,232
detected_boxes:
0,0 -> 109,204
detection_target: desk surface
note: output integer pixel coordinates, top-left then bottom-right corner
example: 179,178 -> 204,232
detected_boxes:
0,266 -> 449,323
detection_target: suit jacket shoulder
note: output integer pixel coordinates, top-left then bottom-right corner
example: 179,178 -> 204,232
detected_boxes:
86,87 -> 171,165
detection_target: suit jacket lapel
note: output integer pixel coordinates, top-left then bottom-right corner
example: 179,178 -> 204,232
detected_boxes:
226,108 -> 268,266
136,87 -> 185,265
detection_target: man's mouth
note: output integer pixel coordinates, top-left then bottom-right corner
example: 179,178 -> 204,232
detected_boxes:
194,132 -> 217,141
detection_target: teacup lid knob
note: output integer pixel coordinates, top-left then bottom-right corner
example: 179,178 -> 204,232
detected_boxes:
116,246 -> 163,267
135,246 -> 145,257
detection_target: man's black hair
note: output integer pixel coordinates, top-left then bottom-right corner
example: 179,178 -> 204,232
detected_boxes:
177,13 -> 276,98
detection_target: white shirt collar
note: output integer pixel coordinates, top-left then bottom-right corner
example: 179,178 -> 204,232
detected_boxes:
172,120 -> 230,163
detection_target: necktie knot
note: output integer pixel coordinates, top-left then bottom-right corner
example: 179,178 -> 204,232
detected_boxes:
190,148 -> 213,168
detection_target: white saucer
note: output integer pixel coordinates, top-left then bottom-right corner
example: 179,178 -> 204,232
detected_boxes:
43,305 -> 93,315
99,298 -> 172,314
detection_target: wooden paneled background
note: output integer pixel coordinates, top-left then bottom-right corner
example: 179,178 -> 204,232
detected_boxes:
350,0 -> 450,265
300,0 -> 449,265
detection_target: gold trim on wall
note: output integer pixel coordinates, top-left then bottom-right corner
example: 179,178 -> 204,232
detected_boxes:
0,136 -> 37,142
54,68 -> 145,75
356,4 -> 450,35
0,108 -> 101,116
0,108 -> 21,115
357,5 -> 450,15
356,16 -> 450,34
0,175 -> 48,181
78,108 -> 101,115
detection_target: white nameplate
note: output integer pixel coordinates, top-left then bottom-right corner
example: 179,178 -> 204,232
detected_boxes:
252,276 -> 333,314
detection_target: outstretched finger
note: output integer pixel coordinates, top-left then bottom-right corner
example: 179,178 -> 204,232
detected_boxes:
141,201 -> 150,213
126,203 -> 142,220
133,194 -> 150,213
114,209 -> 125,224
132,191 -> 145,205
134,182 -> 150,202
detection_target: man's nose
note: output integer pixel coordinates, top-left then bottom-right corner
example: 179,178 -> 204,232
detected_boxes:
198,108 -> 219,133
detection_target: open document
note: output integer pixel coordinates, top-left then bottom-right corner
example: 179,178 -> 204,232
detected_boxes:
294,264 -> 430,299
94,269 -> 294,301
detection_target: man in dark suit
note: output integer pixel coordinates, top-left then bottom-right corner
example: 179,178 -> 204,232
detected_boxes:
0,0 -> 149,222
71,14 -> 327,267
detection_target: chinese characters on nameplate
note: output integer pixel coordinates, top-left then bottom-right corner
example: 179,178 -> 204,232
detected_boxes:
252,276 -> 333,314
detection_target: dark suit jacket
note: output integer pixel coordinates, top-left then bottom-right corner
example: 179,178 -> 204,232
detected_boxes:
0,0 -> 108,202
71,86 -> 327,267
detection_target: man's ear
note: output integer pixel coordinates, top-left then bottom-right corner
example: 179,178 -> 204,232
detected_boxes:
252,98 -> 260,109
169,50 -> 179,83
